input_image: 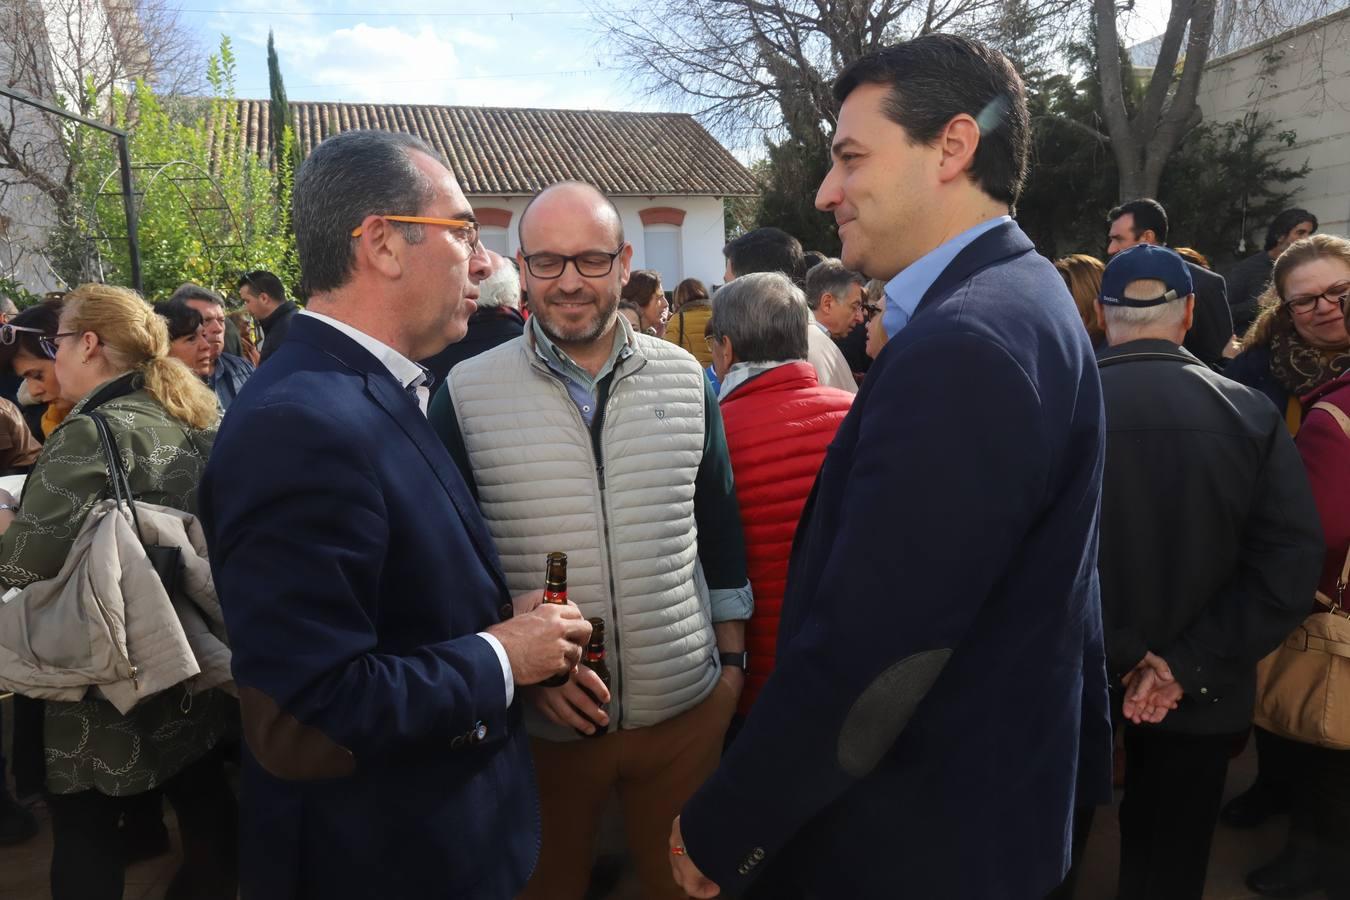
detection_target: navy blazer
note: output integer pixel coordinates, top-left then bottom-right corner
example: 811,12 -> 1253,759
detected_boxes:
200,315 -> 538,899
681,222 -> 1113,898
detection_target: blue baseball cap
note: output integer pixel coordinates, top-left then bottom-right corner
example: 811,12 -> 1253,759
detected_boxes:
1100,245 -> 1194,307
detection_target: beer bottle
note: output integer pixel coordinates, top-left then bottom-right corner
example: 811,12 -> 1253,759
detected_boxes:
541,552 -> 570,687
576,617 -> 612,739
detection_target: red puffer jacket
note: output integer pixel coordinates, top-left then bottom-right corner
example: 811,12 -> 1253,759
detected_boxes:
1297,373 -> 1350,602
720,361 -> 854,714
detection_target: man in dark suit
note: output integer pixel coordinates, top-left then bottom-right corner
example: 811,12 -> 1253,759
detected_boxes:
1106,198 -> 1233,368
201,129 -> 591,899
670,34 -> 1112,900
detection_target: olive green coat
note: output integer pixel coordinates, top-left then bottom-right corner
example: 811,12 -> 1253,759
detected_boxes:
0,382 -> 233,795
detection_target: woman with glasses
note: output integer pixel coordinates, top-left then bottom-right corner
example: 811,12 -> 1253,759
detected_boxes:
1284,234 -> 1350,900
1227,236 -> 1350,433
0,284 -> 237,900
0,299 -> 74,441
1222,234 -> 1350,897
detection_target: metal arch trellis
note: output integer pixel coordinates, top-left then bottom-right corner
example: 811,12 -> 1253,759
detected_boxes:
89,158 -> 247,289
0,85 -> 142,292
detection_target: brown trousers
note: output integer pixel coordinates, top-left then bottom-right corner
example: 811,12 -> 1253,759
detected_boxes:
520,678 -> 738,900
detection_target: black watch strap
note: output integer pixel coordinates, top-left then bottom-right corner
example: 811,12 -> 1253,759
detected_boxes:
719,651 -> 749,673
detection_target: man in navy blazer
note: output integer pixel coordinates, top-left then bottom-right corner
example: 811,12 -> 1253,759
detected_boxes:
201,130 -> 592,899
670,35 -> 1113,899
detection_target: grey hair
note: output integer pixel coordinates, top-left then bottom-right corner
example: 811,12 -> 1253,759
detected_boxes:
169,282 -> 225,307
708,272 -> 809,363
1101,278 -> 1189,341
804,258 -> 866,310
476,258 -> 521,309
292,129 -> 441,297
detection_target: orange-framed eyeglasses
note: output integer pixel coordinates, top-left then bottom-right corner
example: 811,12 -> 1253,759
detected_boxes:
350,215 -> 479,245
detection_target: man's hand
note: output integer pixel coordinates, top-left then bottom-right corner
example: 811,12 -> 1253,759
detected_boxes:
669,816 -> 720,898
486,598 -> 590,687
1122,679 -> 1183,724
528,666 -> 611,733
1121,652 -> 1183,725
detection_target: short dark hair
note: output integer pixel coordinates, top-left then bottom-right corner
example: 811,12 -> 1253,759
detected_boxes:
293,129 -> 441,297
804,259 -> 866,310
153,300 -> 204,341
0,298 -> 62,371
833,34 -> 1030,205
169,282 -> 225,307
708,272 -> 810,363
802,250 -> 827,271
1264,208 -> 1318,251
238,269 -> 287,304
723,227 -> 806,284
1108,199 -> 1169,245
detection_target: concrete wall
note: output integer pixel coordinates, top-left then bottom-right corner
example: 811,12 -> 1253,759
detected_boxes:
1195,6 -> 1350,239
469,194 -> 729,290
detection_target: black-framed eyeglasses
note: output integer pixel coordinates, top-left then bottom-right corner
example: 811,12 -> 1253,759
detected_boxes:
39,332 -> 80,359
0,323 -> 45,346
862,303 -> 882,322
520,247 -> 624,279
1284,281 -> 1350,315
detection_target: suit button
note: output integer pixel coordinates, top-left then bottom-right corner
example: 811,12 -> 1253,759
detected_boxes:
471,722 -> 487,743
752,848 -> 764,860
738,865 -> 749,876
499,603 -> 513,619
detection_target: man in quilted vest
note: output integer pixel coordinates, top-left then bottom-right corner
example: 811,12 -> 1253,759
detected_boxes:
706,271 -> 853,725
429,180 -> 752,900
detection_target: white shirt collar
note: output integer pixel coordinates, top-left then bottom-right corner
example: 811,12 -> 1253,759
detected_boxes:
299,310 -> 430,413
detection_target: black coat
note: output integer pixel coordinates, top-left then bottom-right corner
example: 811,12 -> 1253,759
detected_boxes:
420,306 -> 526,393
1224,251 -> 1275,337
1183,261 -> 1233,369
1096,339 -> 1323,734
257,301 -> 299,364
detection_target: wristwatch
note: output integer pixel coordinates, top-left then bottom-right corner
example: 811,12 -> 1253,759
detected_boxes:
0,503 -> 15,513
719,651 -> 749,673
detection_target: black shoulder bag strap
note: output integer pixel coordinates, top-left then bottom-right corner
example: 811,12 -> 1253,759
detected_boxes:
89,411 -> 183,599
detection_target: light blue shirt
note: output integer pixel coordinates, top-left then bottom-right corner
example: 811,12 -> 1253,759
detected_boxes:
883,216 -> 1012,338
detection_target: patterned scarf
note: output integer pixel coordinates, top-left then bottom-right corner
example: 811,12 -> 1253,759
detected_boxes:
1269,325 -> 1350,397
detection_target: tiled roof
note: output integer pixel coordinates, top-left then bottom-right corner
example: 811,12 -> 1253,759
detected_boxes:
227,100 -> 758,197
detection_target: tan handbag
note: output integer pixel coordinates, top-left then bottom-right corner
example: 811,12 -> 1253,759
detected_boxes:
1253,400 -> 1350,749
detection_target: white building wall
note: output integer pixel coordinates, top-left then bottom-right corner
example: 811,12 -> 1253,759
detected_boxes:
470,194 -> 730,289
1194,7 -> 1350,238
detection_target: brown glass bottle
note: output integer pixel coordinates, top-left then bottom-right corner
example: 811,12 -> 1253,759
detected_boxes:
541,552 -> 570,687
576,617 -> 611,738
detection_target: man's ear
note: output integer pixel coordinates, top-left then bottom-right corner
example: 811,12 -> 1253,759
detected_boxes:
935,113 -> 980,186
353,215 -> 405,280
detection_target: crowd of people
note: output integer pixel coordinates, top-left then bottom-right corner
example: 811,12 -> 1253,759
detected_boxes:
0,29 -> 1345,900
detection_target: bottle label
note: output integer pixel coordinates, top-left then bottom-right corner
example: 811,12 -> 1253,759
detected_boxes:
543,588 -> 567,604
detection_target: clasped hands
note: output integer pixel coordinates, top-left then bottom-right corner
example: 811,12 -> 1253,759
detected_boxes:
1121,651 -> 1184,725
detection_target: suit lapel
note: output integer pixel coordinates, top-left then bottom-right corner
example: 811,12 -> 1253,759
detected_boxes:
362,374 -> 507,590
290,317 -> 509,593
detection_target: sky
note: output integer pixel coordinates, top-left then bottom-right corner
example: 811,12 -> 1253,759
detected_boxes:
177,1 -> 645,110
175,0 -> 1175,112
